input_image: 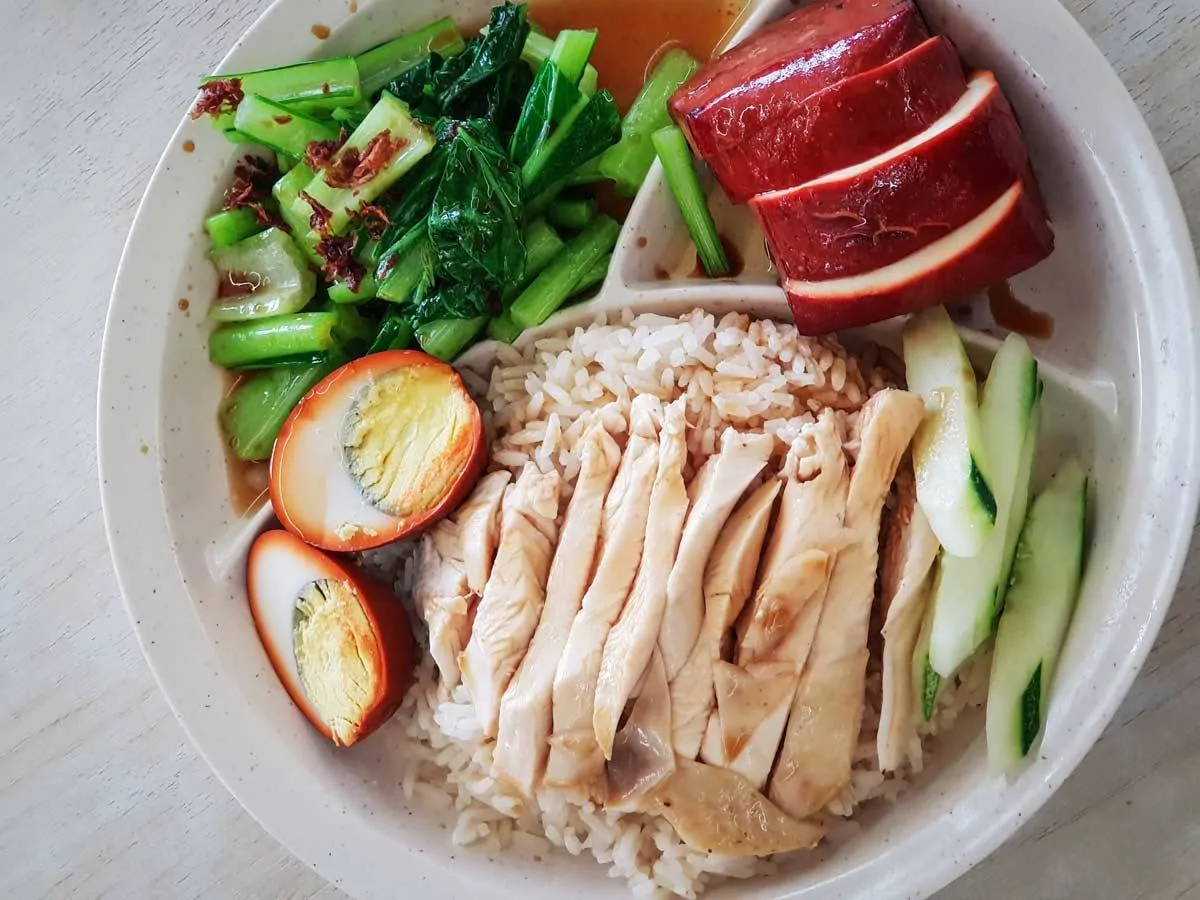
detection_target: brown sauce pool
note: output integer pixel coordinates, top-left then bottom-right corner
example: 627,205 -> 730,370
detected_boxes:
988,282 -> 1054,340
526,0 -> 746,110
689,235 -> 744,279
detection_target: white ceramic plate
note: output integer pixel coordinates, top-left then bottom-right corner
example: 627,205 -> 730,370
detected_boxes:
99,0 -> 1200,897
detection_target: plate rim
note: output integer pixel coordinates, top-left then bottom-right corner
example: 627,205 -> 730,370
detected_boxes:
98,0 -> 1200,897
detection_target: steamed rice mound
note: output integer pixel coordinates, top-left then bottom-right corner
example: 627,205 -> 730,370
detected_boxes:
369,309 -> 984,899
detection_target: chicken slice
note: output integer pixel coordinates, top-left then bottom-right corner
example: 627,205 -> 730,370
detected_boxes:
606,649 -> 674,811
593,400 -> 690,758
737,411 -> 849,669
651,757 -> 823,857
670,479 -> 781,759
492,424 -> 621,795
658,430 -> 775,680
456,470 -> 512,595
412,522 -> 474,688
711,661 -> 797,791
769,389 -> 925,819
459,464 -> 562,737
877,462 -> 940,772
545,396 -> 662,791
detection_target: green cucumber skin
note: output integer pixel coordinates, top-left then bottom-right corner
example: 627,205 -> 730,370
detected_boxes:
986,461 -> 1089,771
912,594 -> 941,723
903,308 -> 997,558
1020,663 -> 1043,757
968,457 -> 998,524
928,339 -> 1041,677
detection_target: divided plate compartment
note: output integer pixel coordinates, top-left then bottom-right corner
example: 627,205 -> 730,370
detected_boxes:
98,0 -> 1200,898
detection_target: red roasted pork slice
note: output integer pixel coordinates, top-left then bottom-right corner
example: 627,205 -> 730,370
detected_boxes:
752,71 -> 1041,281
706,36 -> 967,203
781,181 -> 1054,334
670,0 -> 930,202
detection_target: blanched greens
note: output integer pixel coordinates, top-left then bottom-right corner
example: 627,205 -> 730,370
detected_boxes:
193,2 -> 697,457
429,119 -> 526,289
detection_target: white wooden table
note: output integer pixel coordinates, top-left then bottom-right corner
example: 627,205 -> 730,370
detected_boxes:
2,0 -> 1197,897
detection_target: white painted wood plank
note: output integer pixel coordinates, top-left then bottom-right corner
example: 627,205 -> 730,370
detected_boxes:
0,0 -> 1195,898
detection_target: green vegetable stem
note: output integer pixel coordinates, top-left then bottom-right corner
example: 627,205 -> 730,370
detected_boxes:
652,125 -> 730,278
510,215 -> 621,330
599,49 -> 700,196
356,17 -> 467,97
209,312 -> 340,369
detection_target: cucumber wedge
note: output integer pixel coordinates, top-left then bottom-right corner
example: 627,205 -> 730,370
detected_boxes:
903,307 -> 996,557
928,335 -> 1042,677
912,587 -> 943,723
986,460 -> 1089,772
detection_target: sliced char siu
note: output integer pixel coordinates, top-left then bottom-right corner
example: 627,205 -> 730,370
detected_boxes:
751,71 -> 1044,281
669,0 -> 931,203
780,181 -> 1054,334
694,36 -> 967,203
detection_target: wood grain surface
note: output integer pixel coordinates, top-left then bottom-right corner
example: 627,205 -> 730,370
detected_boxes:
1,0 -> 1196,898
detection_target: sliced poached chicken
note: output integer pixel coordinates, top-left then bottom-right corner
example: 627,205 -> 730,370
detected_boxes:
768,389 -> 925,819
737,411 -> 850,670
706,661 -> 797,790
456,470 -> 513,596
877,461 -> 941,772
594,399 -> 690,759
658,429 -> 775,681
493,423 -> 621,795
606,649 -> 675,811
546,396 -> 662,792
412,521 -> 473,689
651,758 -> 823,857
670,479 -> 781,759
459,464 -> 561,738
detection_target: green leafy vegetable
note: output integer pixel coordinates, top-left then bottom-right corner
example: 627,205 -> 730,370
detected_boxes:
409,280 -> 495,328
356,16 -> 467,97
368,312 -> 416,354
510,63 -> 582,165
376,145 -> 449,253
429,119 -> 526,290
438,3 -> 530,111
521,90 -> 621,197
377,222 -> 435,304
510,214 -> 620,329
417,317 -> 488,361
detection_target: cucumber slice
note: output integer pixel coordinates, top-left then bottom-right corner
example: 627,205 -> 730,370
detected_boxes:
209,227 -> 317,323
928,335 -> 1042,677
292,93 -> 435,236
912,588 -> 942,723
986,460 -> 1089,772
903,307 -> 996,557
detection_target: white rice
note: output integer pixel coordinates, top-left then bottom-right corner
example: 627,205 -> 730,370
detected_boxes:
365,309 -> 984,898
